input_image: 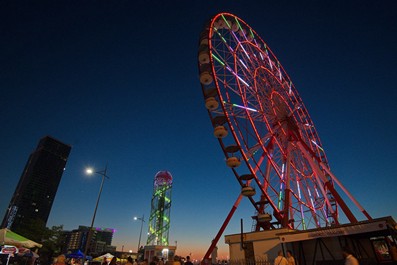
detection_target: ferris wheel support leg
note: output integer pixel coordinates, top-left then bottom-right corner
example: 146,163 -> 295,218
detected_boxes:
202,193 -> 244,264
319,162 -> 372,221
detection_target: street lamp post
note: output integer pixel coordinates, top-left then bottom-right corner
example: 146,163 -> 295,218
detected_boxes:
134,215 -> 145,255
84,165 -> 109,261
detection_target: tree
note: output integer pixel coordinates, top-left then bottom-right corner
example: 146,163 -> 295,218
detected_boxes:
14,219 -> 64,265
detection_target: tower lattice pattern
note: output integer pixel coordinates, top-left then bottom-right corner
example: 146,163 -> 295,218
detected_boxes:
146,171 -> 173,246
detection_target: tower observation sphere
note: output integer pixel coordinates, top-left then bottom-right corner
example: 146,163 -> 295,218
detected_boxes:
146,171 -> 173,246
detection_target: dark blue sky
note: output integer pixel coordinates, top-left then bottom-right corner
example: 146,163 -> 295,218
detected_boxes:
1,0 -> 396,259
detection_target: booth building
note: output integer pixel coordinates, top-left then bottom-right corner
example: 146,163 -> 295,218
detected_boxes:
225,216 -> 397,265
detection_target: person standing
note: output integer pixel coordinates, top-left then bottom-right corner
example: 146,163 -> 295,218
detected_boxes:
54,255 -> 66,265
102,258 -> 109,265
149,256 -> 158,265
126,257 -> 134,265
184,256 -> 193,265
175,256 -> 182,265
274,250 -> 288,265
342,247 -> 359,265
286,250 -> 295,265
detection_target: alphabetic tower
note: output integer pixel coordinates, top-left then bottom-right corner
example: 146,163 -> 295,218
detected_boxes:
147,171 -> 173,246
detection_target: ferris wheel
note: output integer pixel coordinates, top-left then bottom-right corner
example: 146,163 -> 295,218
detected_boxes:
198,13 -> 372,234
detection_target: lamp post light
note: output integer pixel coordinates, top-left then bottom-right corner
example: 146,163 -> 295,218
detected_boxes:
84,165 -> 109,261
134,214 -> 145,255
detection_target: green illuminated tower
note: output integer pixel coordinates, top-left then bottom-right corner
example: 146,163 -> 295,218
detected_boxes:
146,171 -> 173,246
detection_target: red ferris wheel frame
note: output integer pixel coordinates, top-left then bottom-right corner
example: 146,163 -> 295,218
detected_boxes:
198,12 -> 372,261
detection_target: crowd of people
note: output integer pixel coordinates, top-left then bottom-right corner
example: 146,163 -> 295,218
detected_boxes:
49,255 -> 196,265
51,255 -> 86,265
140,255 -> 193,265
49,249 -> 363,265
2,245 -> 382,265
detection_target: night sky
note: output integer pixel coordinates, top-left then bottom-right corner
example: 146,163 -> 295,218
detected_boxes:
1,0 -> 396,260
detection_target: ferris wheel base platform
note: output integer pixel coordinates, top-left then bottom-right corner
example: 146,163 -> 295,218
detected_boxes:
224,216 -> 397,265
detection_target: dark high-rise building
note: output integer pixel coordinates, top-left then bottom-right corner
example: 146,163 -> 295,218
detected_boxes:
1,136 -> 71,231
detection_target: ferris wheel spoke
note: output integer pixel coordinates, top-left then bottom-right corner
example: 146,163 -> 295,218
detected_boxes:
236,46 -> 262,76
303,187 -> 323,227
301,175 -> 320,227
295,140 -> 340,223
240,135 -> 284,194
213,28 -> 235,54
222,98 -> 271,125
260,147 -> 275,192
